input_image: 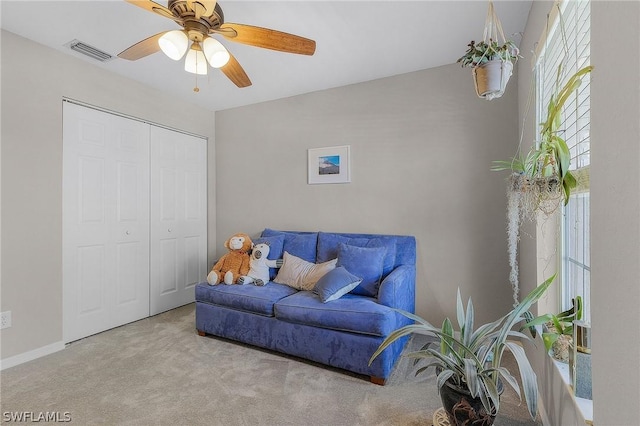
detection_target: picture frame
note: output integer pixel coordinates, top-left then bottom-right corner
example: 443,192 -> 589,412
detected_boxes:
308,145 -> 351,184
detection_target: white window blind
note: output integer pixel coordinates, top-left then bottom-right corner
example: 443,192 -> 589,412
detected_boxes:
536,0 -> 591,321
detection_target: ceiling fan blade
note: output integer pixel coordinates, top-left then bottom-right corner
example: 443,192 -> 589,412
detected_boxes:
220,53 -> 252,88
217,23 -> 316,56
125,0 -> 181,23
118,31 -> 167,60
200,0 -> 217,17
187,0 -> 217,19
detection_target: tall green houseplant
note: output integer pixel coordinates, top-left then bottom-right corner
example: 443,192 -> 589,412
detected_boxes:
370,276 -> 555,425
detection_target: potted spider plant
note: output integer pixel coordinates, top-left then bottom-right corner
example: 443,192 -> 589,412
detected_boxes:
370,275 -> 555,425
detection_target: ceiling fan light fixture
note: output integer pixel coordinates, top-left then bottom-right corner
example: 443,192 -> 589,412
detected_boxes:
184,42 -> 208,75
203,37 -> 230,68
158,30 -> 188,60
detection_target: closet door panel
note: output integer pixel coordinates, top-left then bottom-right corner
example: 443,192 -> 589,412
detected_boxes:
111,114 -> 150,327
180,136 -> 207,302
159,239 -> 178,295
79,157 -> 105,223
63,102 -> 150,343
150,127 -> 207,315
77,245 -> 107,315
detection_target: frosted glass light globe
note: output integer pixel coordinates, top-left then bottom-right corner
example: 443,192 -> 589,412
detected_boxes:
184,44 -> 208,75
203,37 -> 230,68
158,30 -> 188,61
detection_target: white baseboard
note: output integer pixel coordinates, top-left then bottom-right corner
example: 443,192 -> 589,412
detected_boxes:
0,341 -> 65,370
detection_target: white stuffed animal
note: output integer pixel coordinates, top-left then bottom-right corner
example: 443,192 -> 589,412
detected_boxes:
237,243 -> 282,286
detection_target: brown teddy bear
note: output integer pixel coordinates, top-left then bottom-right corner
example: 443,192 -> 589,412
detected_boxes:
207,233 -> 253,285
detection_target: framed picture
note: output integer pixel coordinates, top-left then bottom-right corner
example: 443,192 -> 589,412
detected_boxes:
308,145 -> 351,184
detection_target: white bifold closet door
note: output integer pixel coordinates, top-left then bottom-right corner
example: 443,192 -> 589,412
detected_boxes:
63,102 -> 151,343
150,126 -> 207,315
63,102 -> 207,343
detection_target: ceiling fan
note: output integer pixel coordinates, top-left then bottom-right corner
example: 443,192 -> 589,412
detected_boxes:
118,0 -> 316,90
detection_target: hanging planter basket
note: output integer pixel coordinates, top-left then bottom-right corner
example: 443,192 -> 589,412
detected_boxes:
473,59 -> 513,100
509,172 -> 563,219
457,1 -> 520,100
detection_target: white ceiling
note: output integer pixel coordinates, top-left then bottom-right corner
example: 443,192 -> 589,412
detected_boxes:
1,0 -> 532,112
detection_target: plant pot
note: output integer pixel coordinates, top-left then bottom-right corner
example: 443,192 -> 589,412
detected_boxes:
440,380 -> 498,426
551,334 -> 572,363
472,59 -> 513,100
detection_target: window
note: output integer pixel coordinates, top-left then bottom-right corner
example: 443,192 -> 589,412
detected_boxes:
536,0 -> 591,321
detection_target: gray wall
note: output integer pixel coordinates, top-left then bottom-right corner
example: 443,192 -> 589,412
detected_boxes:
591,1 -> 640,423
518,1 -> 640,424
0,30 -> 217,360
215,63 -> 519,325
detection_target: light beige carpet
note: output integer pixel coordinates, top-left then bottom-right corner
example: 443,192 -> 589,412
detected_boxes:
1,304 -> 540,425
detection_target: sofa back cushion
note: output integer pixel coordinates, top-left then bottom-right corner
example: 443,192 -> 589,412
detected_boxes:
262,228 -> 318,263
260,229 -> 416,298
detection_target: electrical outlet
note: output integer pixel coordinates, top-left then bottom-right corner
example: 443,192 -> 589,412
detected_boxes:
1,311 -> 12,329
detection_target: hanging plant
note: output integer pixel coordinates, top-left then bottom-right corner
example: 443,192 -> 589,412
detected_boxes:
457,39 -> 521,68
493,65 -> 593,216
457,1 -> 522,100
493,65 -> 593,303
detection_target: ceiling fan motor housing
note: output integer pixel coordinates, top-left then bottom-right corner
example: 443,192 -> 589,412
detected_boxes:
167,0 -> 224,29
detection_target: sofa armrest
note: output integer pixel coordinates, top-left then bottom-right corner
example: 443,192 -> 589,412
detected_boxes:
377,264 -> 416,315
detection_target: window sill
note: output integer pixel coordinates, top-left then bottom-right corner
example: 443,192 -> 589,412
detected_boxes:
552,358 -> 593,424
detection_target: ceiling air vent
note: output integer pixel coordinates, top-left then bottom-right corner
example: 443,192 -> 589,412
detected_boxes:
65,39 -> 114,62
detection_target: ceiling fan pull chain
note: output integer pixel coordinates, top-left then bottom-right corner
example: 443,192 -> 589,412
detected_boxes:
194,73 -> 200,93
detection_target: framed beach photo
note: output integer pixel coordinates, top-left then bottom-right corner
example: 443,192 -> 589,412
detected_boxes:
308,145 -> 351,184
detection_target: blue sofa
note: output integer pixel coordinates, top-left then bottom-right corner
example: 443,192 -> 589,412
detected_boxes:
195,229 -> 416,384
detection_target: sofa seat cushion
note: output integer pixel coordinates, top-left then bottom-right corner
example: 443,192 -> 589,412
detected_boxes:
274,291 -> 396,336
195,282 -> 298,317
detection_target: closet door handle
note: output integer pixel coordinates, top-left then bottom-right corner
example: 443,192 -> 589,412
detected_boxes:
168,228 -> 172,233
125,230 -> 130,235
